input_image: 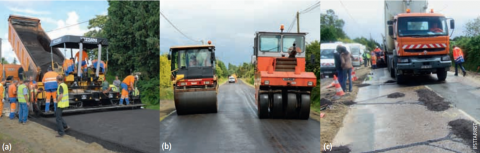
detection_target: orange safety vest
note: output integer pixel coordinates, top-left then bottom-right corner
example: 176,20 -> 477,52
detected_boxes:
371,56 -> 377,65
122,75 -> 135,87
453,47 -> 464,60
8,84 -> 16,98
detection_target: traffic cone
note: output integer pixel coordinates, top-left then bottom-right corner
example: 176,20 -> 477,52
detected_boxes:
334,80 -> 345,97
326,75 -> 338,88
352,67 -> 358,81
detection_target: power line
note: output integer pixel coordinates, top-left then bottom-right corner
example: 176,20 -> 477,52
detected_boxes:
46,20 -> 90,32
160,11 -> 201,43
287,1 -> 320,32
287,16 -> 296,32
339,0 -> 359,26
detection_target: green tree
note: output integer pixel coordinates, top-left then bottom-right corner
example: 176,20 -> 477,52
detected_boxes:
321,9 -> 347,39
1,58 -> 8,64
12,58 -> 17,64
160,54 -> 171,88
104,1 -> 159,105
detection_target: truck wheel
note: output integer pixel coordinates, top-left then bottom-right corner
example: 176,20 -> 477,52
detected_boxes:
395,69 -> 406,84
437,68 -> 447,81
390,67 -> 395,78
258,94 -> 269,119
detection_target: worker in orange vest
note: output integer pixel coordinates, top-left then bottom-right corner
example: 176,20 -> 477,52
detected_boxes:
75,50 -> 89,76
371,53 -> 377,69
119,75 -> 137,105
453,46 -> 466,76
42,68 -> 59,113
8,80 -> 19,119
0,80 -> 5,118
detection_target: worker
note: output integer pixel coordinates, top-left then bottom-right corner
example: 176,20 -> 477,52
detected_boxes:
371,53 -> 377,69
334,45 -> 345,89
119,75 -> 137,105
113,76 -> 121,90
29,76 -> 37,115
453,45 -> 467,76
101,78 -> 111,93
43,67 -> 59,113
55,75 -> 70,137
75,50 -> 89,76
8,80 -> 18,120
341,48 -> 354,92
17,79 -> 29,124
363,51 -> 371,67
92,59 -> 107,73
373,46 -> 382,57
63,58 -> 75,76
0,80 -> 5,118
288,42 -> 302,58
189,55 -> 198,67
430,23 -> 443,33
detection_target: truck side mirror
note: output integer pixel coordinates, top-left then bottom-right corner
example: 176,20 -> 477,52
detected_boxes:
387,20 -> 393,25
251,55 -> 256,64
450,19 -> 455,29
167,54 -> 171,60
388,26 -> 393,36
211,52 -> 215,63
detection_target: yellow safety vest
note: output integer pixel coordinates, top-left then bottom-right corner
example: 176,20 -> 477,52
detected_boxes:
110,85 -> 118,92
57,83 -> 69,108
133,87 -> 140,96
17,84 -> 28,103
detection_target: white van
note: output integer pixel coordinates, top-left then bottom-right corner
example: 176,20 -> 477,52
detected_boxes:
320,42 -> 342,75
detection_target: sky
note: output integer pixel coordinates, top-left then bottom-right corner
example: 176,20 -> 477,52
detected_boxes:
321,0 -> 480,45
0,0 -> 108,64
160,0 -> 320,67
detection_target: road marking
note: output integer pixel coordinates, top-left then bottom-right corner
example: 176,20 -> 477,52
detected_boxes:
160,110 -> 176,122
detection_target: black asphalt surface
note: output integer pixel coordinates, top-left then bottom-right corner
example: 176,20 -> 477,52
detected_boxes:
32,108 -> 159,153
160,80 -> 320,152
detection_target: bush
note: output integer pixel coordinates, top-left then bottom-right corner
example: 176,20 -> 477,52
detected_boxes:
137,77 -> 159,106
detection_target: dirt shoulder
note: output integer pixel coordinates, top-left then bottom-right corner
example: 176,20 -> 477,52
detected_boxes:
320,66 -> 370,146
160,100 -> 175,121
0,116 -> 113,153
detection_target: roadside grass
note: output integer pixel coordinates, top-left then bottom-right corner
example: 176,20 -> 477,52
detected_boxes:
218,77 -> 227,86
144,104 -> 159,110
160,87 -> 174,100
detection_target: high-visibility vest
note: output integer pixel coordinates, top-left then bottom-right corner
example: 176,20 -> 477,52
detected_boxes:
110,85 -> 118,92
17,84 -> 28,103
57,83 -> 69,108
133,87 -> 140,96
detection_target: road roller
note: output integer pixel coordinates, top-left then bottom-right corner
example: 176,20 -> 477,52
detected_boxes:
167,41 -> 218,115
251,25 -> 317,119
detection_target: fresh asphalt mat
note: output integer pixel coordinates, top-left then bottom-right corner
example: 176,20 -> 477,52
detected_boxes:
387,92 -> 406,98
31,109 -> 159,153
415,89 -> 451,111
448,119 -> 480,153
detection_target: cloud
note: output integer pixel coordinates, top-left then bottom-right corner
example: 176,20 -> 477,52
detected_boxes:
47,11 -> 88,40
1,33 -> 19,64
8,7 -> 50,15
38,17 -> 57,25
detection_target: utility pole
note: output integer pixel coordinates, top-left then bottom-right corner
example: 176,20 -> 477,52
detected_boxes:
296,11 -> 300,33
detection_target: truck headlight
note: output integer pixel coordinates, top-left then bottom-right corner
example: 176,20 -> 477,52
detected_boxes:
308,81 -> 313,86
204,81 -> 210,84
398,58 -> 409,63
441,55 -> 450,61
264,80 -> 269,85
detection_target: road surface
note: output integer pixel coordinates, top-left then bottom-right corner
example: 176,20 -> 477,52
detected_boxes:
331,68 -> 478,152
160,80 -> 320,152
32,109 -> 159,153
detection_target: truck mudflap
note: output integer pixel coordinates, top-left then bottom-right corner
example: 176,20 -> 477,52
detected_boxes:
396,55 -> 451,73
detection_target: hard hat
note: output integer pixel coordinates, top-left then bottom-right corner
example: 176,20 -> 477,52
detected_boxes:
135,75 -> 139,80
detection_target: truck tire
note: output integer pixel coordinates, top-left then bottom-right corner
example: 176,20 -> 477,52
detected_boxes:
395,69 -> 406,84
390,67 -> 395,78
437,68 -> 447,81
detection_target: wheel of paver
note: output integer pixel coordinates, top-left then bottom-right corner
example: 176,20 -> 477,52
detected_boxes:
285,93 -> 297,119
437,68 -> 447,81
258,93 -> 269,119
271,93 -> 283,118
299,94 -> 311,120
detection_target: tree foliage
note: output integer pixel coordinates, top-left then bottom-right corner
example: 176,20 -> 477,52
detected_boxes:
159,54 -> 171,88
464,16 -> 480,37
102,1 -> 159,105
353,37 -> 381,52
321,9 -> 348,41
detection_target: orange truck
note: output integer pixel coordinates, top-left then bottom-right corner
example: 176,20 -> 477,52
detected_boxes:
252,25 -> 317,119
385,0 -> 454,84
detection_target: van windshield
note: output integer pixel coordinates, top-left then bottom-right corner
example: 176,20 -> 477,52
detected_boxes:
321,49 -> 335,59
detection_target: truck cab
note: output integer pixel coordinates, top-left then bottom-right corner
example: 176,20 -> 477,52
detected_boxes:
320,42 -> 341,76
385,0 -> 454,83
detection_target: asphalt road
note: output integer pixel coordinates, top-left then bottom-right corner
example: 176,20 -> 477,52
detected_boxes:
160,80 -> 320,152
32,108 -> 159,153
332,68 -> 476,152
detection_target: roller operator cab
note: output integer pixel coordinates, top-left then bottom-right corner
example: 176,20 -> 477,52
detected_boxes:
252,25 -> 317,119
168,42 -> 218,115
385,0 -> 454,84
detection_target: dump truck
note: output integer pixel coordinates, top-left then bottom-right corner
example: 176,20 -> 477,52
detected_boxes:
167,41 -> 218,115
8,15 -> 143,116
252,25 -> 317,119
384,0 -> 454,84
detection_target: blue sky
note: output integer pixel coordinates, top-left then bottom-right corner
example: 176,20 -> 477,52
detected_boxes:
160,0 -> 320,67
0,0 -> 108,63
